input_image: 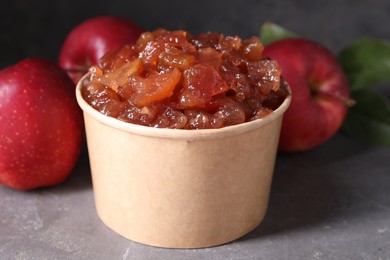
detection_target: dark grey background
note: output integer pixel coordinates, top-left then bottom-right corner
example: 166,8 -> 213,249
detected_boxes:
1,1 -> 390,259
1,0 -> 390,66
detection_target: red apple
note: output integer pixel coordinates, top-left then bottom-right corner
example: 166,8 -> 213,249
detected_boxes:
263,38 -> 350,152
0,58 -> 83,190
59,16 -> 143,84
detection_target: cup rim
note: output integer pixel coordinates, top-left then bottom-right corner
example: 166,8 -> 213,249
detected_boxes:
76,73 -> 291,140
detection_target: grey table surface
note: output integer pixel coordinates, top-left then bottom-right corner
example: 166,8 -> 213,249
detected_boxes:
1,133 -> 389,260
1,0 -> 390,259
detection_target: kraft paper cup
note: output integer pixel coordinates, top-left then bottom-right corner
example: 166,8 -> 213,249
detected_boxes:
76,74 -> 291,248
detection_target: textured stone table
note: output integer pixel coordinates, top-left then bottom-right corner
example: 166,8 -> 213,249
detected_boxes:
1,133 -> 389,259
1,0 -> 390,259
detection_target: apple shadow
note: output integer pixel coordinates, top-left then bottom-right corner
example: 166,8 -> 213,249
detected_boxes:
238,133 -> 374,241
56,142 -> 93,192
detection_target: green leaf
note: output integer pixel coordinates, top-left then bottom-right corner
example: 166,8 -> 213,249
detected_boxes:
338,39 -> 390,91
342,89 -> 390,146
260,22 -> 298,45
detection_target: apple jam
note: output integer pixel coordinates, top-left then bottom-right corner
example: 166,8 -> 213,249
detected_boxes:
81,29 -> 289,129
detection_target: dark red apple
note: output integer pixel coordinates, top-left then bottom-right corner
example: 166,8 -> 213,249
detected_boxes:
59,16 -> 143,84
0,58 -> 83,190
263,38 -> 350,152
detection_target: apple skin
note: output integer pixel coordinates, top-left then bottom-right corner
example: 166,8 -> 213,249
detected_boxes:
0,58 -> 83,190
263,38 -> 350,152
59,16 -> 143,84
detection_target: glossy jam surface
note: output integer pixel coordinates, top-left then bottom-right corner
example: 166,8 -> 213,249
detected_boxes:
81,29 -> 289,129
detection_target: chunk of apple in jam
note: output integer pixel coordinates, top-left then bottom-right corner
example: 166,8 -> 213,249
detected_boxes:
178,64 -> 229,109
129,68 -> 181,107
99,58 -> 144,91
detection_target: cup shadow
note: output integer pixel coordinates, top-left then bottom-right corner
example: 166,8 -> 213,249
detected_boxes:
239,133 -> 373,241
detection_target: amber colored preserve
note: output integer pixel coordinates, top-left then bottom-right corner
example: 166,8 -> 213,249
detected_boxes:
81,29 -> 289,129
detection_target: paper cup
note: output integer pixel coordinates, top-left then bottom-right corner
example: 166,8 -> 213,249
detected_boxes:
76,75 -> 291,248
